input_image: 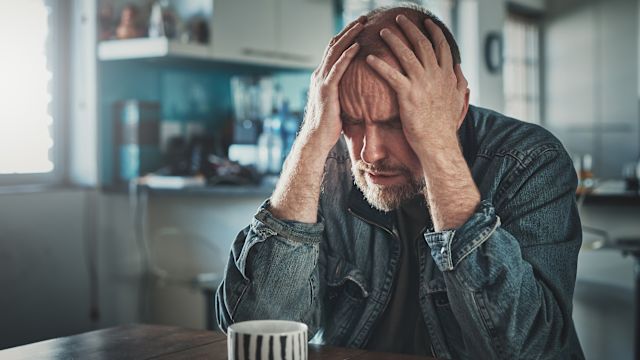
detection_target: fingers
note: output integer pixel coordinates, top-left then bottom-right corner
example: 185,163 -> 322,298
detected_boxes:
424,19 -> 453,69
320,16 -> 367,75
332,16 -> 367,46
366,54 -> 410,92
395,15 -> 437,69
320,21 -> 364,76
379,28 -> 423,78
325,43 -> 360,85
454,64 -> 468,91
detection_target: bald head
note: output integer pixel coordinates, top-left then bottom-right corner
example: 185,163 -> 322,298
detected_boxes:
338,5 -> 461,123
351,5 -> 460,65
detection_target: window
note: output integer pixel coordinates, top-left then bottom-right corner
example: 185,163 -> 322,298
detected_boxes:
503,11 -> 541,124
0,0 -> 63,184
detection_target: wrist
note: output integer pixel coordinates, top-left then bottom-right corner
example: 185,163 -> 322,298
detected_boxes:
296,129 -> 338,156
415,134 -> 462,166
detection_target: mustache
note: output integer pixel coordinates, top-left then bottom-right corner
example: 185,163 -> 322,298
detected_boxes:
354,159 -> 410,175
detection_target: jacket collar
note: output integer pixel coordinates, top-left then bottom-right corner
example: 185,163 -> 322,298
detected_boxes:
346,108 -> 478,230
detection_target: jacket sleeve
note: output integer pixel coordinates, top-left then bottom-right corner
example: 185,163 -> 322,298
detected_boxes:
423,147 -> 583,359
215,200 -> 326,337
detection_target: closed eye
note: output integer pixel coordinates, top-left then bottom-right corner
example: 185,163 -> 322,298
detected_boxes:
341,113 -> 363,127
343,118 -> 363,127
383,119 -> 403,130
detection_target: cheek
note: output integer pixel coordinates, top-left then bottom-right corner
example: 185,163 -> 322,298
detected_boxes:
389,133 -> 422,167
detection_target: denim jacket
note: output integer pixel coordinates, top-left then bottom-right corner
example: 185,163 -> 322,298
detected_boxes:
216,105 -> 584,360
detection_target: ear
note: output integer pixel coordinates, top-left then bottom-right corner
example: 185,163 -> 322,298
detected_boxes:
457,88 -> 470,129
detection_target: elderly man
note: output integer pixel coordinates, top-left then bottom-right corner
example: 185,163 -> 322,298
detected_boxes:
216,5 -> 584,359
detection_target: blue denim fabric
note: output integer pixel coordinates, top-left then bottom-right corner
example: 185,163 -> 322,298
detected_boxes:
216,105 -> 585,360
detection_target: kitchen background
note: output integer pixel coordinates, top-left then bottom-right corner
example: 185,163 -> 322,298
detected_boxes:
0,0 -> 639,359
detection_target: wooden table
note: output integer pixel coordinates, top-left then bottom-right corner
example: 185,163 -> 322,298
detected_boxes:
0,324 -> 435,359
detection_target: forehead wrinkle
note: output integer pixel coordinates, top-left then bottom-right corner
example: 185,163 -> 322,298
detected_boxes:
339,60 -> 398,121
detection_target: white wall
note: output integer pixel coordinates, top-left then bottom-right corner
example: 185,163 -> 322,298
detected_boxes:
0,190 -> 92,348
0,190 -> 142,349
457,0 -> 506,112
545,0 -> 639,178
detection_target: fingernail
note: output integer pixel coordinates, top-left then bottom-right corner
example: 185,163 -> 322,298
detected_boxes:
366,54 -> 376,62
380,28 -> 388,36
396,15 -> 405,22
351,42 -> 360,49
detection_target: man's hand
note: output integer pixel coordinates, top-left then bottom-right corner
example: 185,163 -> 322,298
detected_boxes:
269,18 -> 364,223
365,15 -> 479,231
299,17 -> 364,153
365,15 -> 469,159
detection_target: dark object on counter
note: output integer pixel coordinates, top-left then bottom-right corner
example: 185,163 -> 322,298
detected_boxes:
623,158 -> 640,191
188,135 -> 217,175
203,155 -> 259,185
158,134 -> 258,185
164,136 -> 191,176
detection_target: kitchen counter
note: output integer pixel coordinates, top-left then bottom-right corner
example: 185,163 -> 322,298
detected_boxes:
580,180 -> 640,206
114,177 -> 640,206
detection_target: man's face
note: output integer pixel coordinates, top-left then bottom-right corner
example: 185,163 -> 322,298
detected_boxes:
339,59 -> 425,212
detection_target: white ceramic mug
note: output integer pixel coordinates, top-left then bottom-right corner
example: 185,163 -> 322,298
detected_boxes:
228,320 -> 308,360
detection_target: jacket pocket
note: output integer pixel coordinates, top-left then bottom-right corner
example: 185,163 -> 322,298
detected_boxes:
323,254 -> 370,346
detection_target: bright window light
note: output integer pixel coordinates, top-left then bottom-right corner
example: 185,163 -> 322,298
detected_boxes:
0,0 -> 54,174
503,13 -> 541,124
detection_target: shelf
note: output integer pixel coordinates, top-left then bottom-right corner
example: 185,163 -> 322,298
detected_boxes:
97,37 -> 316,70
98,38 -> 211,61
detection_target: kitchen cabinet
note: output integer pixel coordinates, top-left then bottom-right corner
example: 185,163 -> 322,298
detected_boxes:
99,0 -> 334,70
279,0 -> 334,66
210,0 -> 334,68
210,0 -> 279,63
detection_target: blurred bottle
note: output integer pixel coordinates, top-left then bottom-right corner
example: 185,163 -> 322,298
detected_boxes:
148,0 -> 178,39
581,154 -> 594,188
257,116 -> 283,175
148,1 -> 165,38
576,153 -> 594,194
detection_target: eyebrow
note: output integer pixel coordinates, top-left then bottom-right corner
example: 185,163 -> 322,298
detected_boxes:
340,112 -> 401,124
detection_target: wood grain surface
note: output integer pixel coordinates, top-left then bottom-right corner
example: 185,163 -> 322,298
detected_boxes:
0,324 -> 435,360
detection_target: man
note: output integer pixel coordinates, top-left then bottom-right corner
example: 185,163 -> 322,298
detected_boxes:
216,5 -> 584,359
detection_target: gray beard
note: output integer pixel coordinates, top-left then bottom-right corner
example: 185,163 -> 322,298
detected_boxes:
351,162 -> 426,212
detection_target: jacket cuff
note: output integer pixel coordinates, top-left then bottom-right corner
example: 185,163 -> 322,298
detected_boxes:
252,199 -> 325,245
423,200 -> 501,272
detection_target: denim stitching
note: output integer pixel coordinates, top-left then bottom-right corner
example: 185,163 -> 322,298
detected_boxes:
453,216 -> 501,269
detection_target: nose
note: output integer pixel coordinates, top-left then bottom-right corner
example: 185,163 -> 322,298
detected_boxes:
361,126 -> 388,165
